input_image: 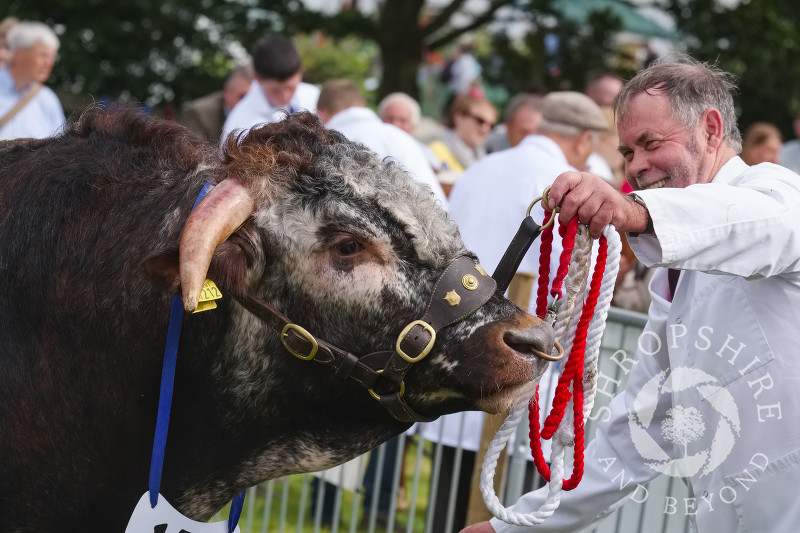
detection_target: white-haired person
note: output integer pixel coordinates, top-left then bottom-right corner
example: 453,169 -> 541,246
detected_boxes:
0,20 -> 64,139
378,91 -> 447,177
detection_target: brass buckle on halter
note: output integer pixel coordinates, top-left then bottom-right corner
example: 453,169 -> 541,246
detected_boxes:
395,320 -> 436,363
368,370 -> 406,401
281,323 -> 319,360
527,185 -> 559,230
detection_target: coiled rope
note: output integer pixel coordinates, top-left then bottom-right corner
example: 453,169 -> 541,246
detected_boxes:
479,217 -> 621,526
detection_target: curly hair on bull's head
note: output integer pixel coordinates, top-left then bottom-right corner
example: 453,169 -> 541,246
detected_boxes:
222,112 -> 346,205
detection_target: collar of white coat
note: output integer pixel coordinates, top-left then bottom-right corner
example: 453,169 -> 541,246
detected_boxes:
711,156 -> 748,186
326,106 -> 380,131
517,135 -> 574,170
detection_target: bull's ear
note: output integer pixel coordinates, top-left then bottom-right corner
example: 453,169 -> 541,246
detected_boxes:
206,239 -> 250,296
141,251 -> 181,294
141,239 -> 250,297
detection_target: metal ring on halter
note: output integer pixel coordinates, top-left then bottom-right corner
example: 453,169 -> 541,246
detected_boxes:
526,185 -> 559,230
531,339 -> 565,362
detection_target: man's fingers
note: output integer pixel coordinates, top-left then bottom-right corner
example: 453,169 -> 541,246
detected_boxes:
557,179 -> 594,226
546,171 -> 584,210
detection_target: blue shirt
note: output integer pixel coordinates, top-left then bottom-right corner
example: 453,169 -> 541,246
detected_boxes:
0,66 -> 65,139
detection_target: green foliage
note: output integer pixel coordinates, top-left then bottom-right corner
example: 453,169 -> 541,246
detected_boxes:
480,4 -> 632,115
664,0 -> 800,137
9,0 -> 800,133
3,0 -> 262,110
294,33 -> 379,105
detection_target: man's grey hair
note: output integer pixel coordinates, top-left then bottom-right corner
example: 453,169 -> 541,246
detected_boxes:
226,62 -> 254,86
614,54 -> 742,152
503,93 -> 543,125
377,92 -> 421,128
6,21 -> 59,52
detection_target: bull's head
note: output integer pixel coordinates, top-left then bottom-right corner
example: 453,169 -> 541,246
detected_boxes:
179,112 -> 554,433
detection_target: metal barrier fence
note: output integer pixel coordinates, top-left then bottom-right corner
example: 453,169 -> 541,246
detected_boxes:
226,307 -> 691,533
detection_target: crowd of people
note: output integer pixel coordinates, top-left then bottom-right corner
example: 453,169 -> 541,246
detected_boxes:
7,17 -> 800,533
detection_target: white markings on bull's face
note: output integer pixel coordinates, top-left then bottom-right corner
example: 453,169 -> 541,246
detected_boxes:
221,119 -> 553,427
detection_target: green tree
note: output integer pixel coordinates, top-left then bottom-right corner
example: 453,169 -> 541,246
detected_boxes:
6,1 -> 523,108
481,5 -> 629,100
663,0 -> 800,137
4,0 -> 257,111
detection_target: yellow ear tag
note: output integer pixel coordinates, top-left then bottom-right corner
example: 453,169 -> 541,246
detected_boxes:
192,279 -> 223,313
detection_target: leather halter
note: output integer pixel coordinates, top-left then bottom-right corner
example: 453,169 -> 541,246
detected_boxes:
232,256 -> 496,423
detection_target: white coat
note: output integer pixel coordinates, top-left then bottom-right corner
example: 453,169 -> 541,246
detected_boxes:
492,157 -> 800,533
220,80 -> 320,144
325,107 -> 448,208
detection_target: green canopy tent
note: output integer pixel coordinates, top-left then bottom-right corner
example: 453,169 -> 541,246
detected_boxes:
552,0 -> 681,41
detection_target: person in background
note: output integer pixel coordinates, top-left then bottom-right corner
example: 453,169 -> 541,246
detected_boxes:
378,91 -> 448,177
428,94 -> 497,195
464,54 -> 800,533
377,91 -> 420,136
0,17 -> 19,68
0,20 -> 64,139
584,70 -> 623,108
779,110 -> 800,174
180,62 -> 253,143
484,93 -> 543,154
443,35 -> 483,97
221,35 -> 319,143
584,71 -> 624,184
318,80 -> 447,208
740,121 -> 782,166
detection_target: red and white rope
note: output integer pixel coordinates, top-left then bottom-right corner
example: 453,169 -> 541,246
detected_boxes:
479,223 -> 621,526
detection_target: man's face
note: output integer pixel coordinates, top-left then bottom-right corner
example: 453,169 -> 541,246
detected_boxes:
381,100 -> 414,135
618,92 -> 710,191
506,106 -> 541,147
259,71 -> 302,108
223,74 -> 252,113
12,41 -> 57,84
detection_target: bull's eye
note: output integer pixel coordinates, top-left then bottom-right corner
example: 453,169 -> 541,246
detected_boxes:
333,238 -> 363,256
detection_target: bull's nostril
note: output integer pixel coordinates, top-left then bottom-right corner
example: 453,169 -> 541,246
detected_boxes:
503,323 -> 556,360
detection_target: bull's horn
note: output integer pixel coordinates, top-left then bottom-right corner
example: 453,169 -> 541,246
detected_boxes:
179,178 -> 255,312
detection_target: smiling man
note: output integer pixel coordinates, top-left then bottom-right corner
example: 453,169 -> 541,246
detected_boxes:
220,35 -> 319,144
0,21 -> 64,139
463,55 -> 800,533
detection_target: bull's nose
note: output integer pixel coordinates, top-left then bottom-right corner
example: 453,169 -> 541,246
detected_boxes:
503,321 -> 557,361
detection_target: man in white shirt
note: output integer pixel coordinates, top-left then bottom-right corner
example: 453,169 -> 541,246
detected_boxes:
464,55 -> 800,533
0,21 -> 64,139
317,79 -> 448,208
779,110 -> 800,174
221,35 -> 319,144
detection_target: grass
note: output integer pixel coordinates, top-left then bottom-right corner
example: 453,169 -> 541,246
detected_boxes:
217,436 -> 435,533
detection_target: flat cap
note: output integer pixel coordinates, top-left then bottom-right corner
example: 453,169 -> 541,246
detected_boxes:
540,91 -> 610,132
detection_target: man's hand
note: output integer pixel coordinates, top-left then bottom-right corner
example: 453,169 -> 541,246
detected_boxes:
546,172 -> 650,238
460,521 -> 496,533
